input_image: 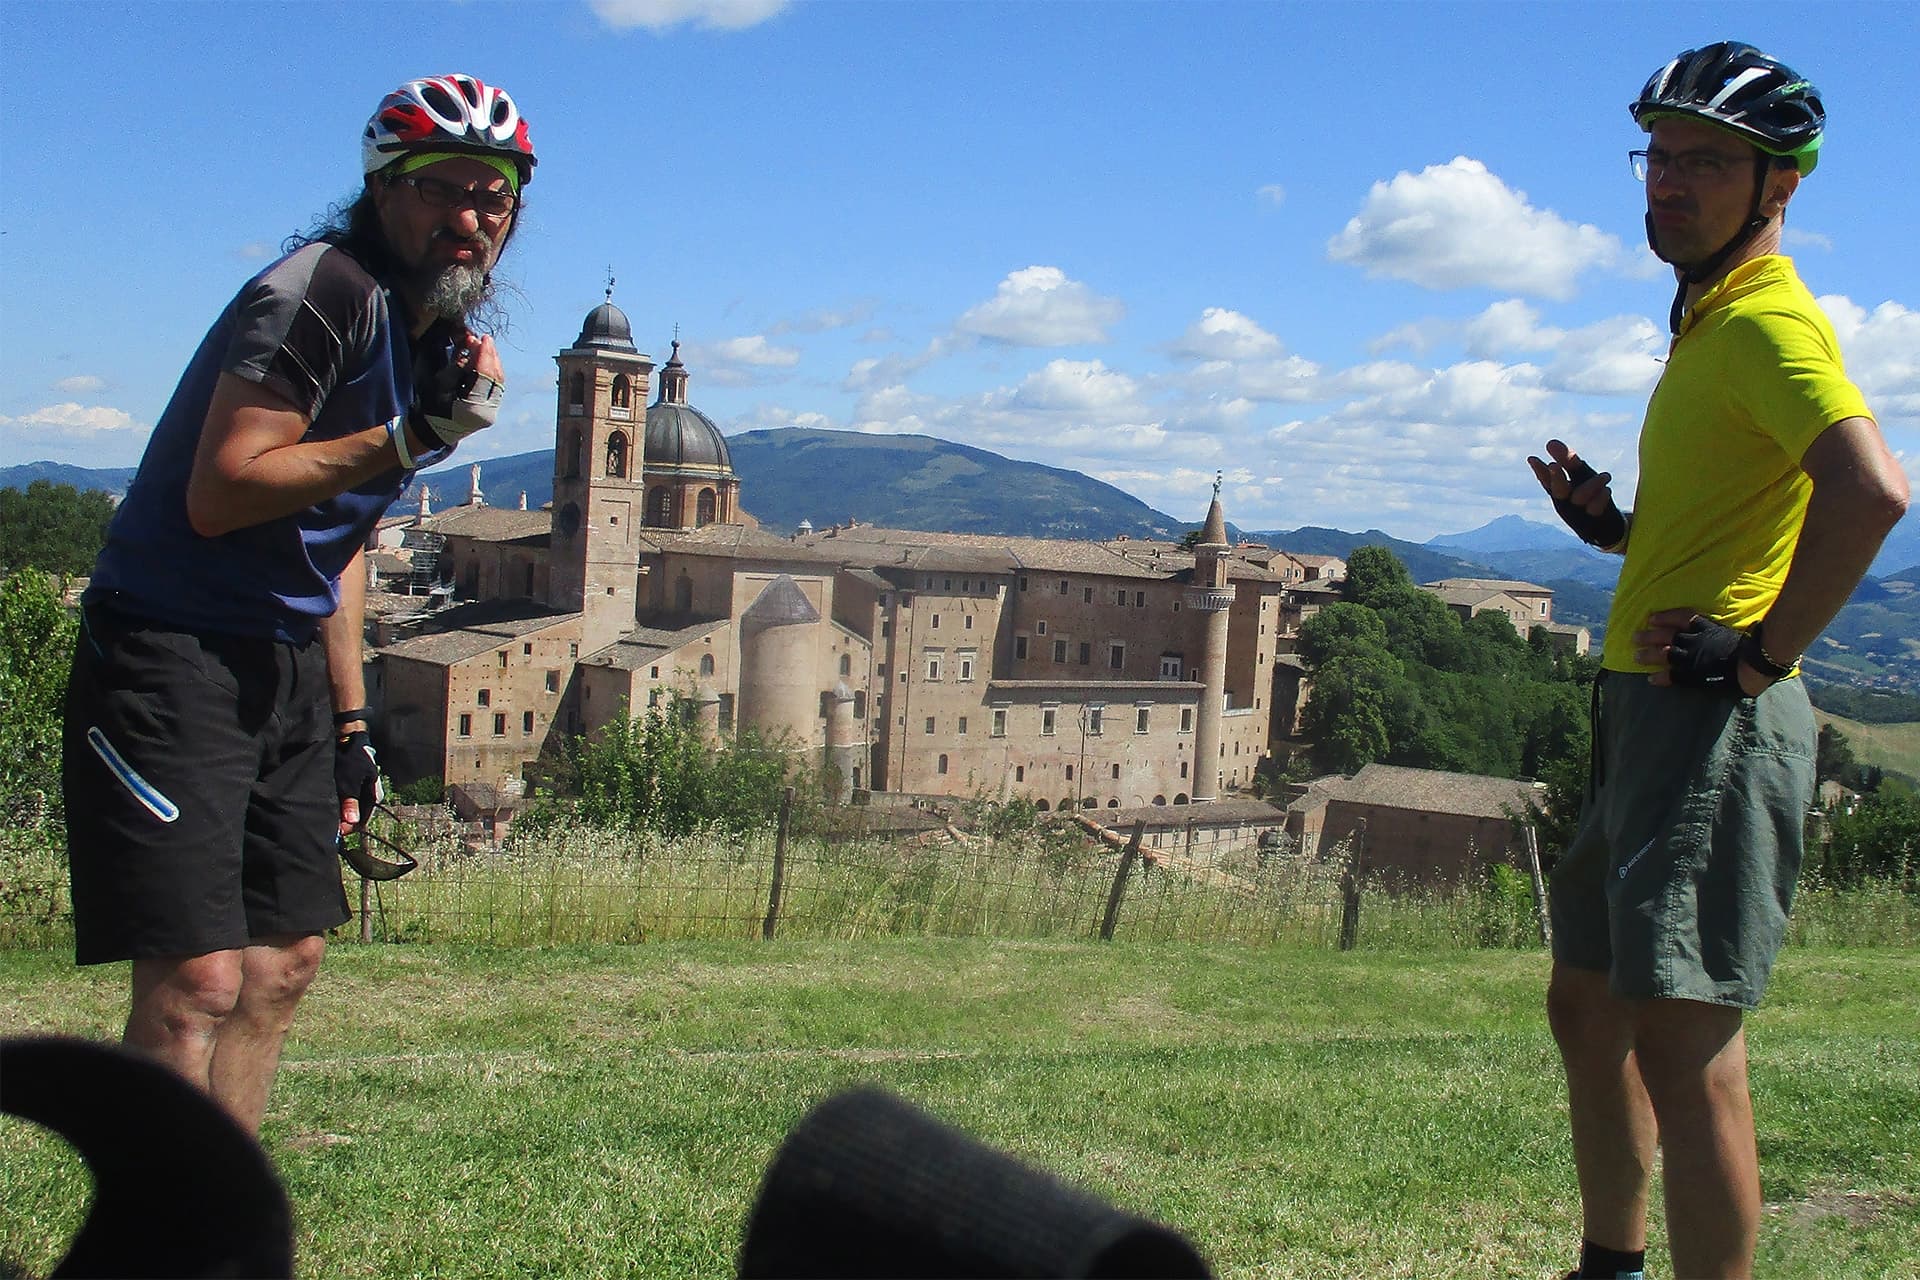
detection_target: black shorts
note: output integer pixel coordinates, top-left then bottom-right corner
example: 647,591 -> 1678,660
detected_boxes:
62,601 -> 350,965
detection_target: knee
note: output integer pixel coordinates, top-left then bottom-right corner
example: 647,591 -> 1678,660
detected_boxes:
1547,968 -> 1609,1051
135,953 -> 246,1034
1632,1004 -> 1748,1112
244,934 -> 328,1010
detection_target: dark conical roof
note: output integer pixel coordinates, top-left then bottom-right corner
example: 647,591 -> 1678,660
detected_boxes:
575,302 -> 637,353
742,575 -> 821,628
1198,497 -> 1229,548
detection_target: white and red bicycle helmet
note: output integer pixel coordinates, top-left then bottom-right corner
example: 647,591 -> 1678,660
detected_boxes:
362,75 -> 536,185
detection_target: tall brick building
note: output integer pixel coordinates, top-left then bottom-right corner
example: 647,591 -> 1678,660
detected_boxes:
367,295 -> 1318,821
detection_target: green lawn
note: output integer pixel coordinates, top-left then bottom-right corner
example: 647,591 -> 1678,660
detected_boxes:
3,941 -> 1917,1279
1816,710 -> 1920,783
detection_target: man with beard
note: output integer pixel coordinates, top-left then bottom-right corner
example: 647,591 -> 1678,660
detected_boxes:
1528,43 -> 1905,1279
62,75 -> 536,1134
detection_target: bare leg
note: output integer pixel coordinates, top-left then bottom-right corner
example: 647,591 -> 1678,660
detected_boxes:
125,949 -> 246,1094
1548,962 -> 1657,1253
208,933 -> 328,1135
1634,1000 -> 1758,1279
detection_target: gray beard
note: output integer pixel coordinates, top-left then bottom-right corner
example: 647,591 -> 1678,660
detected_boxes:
419,263 -> 491,321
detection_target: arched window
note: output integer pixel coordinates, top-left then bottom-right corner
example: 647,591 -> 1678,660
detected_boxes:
699,653 -> 715,677
1152,795 -> 1167,806
696,488 -> 717,527
606,430 -> 628,479
674,575 -> 693,612
568,371 -> 587,415
1173,793 -> 1189,805
1035,799 -> 1050,812
610,374 -> 631,410
937,754 -> 948,775
648,486 -> 673,527
1106,799 -> 1119,808
563,428 -> 583,479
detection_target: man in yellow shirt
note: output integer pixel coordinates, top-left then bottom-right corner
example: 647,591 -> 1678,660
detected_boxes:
1527,41 -> 1907,1280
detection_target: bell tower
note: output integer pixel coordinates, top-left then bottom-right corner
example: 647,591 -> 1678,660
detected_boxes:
549,280 -> 654,655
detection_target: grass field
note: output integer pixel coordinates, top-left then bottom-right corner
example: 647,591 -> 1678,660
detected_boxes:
1816,710 -> 1920,783
3,941 -> 1916,1279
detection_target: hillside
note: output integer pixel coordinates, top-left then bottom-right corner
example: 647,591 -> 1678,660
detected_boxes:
0,461 -> 137,495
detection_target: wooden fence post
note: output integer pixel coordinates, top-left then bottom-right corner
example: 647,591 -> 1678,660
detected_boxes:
1524,824 -> 1552,947
1099,821 -> 1146,941
1338,817 -> 1366,951
762,786 -> 795,940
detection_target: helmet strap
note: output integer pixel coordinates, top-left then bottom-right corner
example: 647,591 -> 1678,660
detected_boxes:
1655,154 -> 1774,334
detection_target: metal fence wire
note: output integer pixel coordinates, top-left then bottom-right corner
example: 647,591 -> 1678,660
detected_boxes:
0,808 -> 1563,952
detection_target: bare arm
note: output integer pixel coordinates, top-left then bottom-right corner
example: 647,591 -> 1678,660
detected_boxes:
1756,415 -> 1910,665
321,546 -> 370,831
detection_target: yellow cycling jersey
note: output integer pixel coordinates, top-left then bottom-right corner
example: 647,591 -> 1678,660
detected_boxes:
1603,255 -> 1873,672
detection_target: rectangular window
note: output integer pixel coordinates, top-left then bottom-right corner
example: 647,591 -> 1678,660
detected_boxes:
924,716 -> 936,735
1086,706 -> 1104,735
650,665 -> 660,678
498,651 -> 508,668
477,689 -> 491,707
881,620 -> 891,638
1136,707 -> 1150,734
1160,655 -> 1183,680
944,578 -> 953,590
964,615 -> 974,630
1083,586 -> 1093,603
1181,761 -> 1189,778
458,714 -> 472,737
957,716 -> 968,735
1110,643 -> 1125,671
546,670 -> 560,693
1036,620 -> 1048,635
1112,763 -> 1121,780
1019,575 -> 1029,591
853,691 -> 866,719
1015,636 -> 1029,660
931,613 -> 941,629
523,643 -> 533,656
1052,639 -> 1067,664
1180,707 -> 1194,733
1042,707 -> 1057,736
1065,765 -> 1075,781
959,654 -> 975,681
569,643 -> 579,658
1135,591 -> 1146,607
493,713 -> 507,736
992,708 -> 1007,737
926,654 -> 943,681
718,693 -> 734,732
1059,579 -> 1069,594
1116,588 -> 1128,606
523,711 -> 535,734
1015,764 -> 1025,782
1078,642 -> 1091,665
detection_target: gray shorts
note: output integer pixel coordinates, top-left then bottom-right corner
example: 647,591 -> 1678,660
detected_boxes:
1550,672 -> 1815,1009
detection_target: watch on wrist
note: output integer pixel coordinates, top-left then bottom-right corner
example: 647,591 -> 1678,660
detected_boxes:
1739,626 -> 1795,681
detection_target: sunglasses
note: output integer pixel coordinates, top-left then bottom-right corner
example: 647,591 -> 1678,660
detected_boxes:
338,804 -> 420,881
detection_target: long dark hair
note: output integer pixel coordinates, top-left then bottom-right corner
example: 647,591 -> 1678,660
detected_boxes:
282,180 -> 521,335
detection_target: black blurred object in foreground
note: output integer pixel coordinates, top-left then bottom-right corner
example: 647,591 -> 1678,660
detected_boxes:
739,1086 -> 1212,1278
0,1035 -> 294,1278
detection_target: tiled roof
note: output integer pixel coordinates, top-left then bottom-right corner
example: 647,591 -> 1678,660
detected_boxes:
1330,763 -> 1543,820
375,600 -> 578,665
1423,577 -> 1551,595
1100,797 -> 1288,829
585,619 -> 731,670
415,506 -> 551,542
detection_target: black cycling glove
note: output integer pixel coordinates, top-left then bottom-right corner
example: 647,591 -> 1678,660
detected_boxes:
335,729 -> 382,819
410,332 -> 503,451
1554,457 -> 1628,550
1666,617 -> 1748,694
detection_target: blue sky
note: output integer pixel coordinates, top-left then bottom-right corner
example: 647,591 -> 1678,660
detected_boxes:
2,1 -> 1915,541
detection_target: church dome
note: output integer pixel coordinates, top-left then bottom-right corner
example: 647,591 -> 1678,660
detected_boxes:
574,301 -> 637,353
644,401 -> 732,472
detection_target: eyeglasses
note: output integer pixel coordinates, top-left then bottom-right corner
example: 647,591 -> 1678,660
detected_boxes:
1628,148 -> 1759,184
338,804 -> 420,881
392,174 -> 519,220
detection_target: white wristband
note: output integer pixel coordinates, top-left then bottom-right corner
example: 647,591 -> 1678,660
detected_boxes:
388,416 -> 417,470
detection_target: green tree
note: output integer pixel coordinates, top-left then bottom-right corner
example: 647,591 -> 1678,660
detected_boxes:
1818,787 -> 1919,888
0,571 -> 77,836
1302,650 -> 1400,775
0,480 -> 116,576
1342,544 -> 1412,605
1815,724 -> 1857,787
1298,601 -> 1390,668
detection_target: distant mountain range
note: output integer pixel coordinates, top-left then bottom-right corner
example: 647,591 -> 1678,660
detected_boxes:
9,427 -> 1919,682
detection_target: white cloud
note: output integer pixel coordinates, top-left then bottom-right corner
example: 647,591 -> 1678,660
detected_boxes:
235,241 -> 275,260
1256,184 -> 1286,207
1784,228 -> 1833,252
842,336 -> 957,391
1336,359 -> 1554,426
1819,297 -> 1920,412
771,301 -> 878,335
1184,354 -> 1323,404
955,266 -> 1124,346
1374,301 -> 1662,396
0,402 -> 140,436
1326,157 -> 1627,300
707,335 -> 800,367
1009,360 -> 1141,414
1170,308 -> 1283,361
589,0 -> 788,32
52,375 -> 105,394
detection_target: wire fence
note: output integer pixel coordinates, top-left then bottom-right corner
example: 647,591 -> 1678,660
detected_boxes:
5,812 -> 1915,952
